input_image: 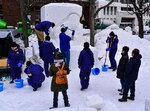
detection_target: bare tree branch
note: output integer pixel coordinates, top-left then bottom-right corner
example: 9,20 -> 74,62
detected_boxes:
94,0 -> 115,18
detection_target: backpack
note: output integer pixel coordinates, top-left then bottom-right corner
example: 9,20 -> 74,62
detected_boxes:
55,62 -> 68,85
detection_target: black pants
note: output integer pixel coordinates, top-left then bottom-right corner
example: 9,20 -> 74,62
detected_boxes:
53,90 -> 69,107
123,80 -> 135,99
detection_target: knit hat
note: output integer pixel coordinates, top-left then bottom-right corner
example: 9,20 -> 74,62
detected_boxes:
54,51 -> 64,63
84,42 -> 89,48
61,28 -> 67,33
122,46 -> 129,53
132,48 -> 140,56
26,61 -> 32,66
109,31 -> 115,36
11,42 -> 18,47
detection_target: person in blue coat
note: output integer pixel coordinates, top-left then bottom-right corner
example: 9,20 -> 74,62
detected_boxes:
7,42 -> 24,84
35,21 -> 55,46
119,49 -> 142,102
24,61 -> 45,91
106,31 -> 119,71
59,28 -> 73,67
40,35 -> 56,77
78,42 -> 94,91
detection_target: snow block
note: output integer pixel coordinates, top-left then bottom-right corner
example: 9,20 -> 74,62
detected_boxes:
145,99 -> 150,111
86,94 -> 104,110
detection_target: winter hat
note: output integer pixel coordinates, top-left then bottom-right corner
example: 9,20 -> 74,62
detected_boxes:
122,46 -> 129,53
109,31 -> 115,36
132,48 -> 140,56
54,51 -> 64,63
45,35 -> 50,41
61,28 -> 67,33
26,61 -> 32,67
51,22 -> 55,28
84,42 -> 89,48
11,42 -> 18,47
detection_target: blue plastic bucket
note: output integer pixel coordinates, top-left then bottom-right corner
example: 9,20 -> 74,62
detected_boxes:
92,68 -> 100,75
0,82 -> 4,92
15,79 -> 24,88
102,65 -> 108,72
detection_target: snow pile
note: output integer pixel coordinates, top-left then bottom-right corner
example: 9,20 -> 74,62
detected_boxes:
125,26 -> 132,34
145,99 -> 150,111
106,24 -> 119,30
101,101 -> 120,111
86,94 -> 104,110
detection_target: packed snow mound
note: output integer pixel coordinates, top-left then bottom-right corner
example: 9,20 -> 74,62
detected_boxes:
125,26 -> 132,34
106,24 -> 119,30
101,101 -> 120,111
86,94 -> 104,109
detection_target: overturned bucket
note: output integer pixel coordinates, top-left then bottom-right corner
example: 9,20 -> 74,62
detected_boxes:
92,68 -> 100,75
0,82 -> 4,92
15,79 -> 24,88
102,65 -> 108,72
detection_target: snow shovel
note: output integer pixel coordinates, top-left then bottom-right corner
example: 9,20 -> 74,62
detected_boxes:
102,43 -> 109,72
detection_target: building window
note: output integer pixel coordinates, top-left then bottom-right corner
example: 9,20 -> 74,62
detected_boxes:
103,8 -> 106,15
114,7 -> 117,15
0,5 -> 3,19
107,7 -> 109,15
111,7 -> 113,15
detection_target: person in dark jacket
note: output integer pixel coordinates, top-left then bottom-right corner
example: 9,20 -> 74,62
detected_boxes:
35,21 -> 55,46
119,48 -> 142,102
7,42 -> 24,84
49,53 -> 70,109
78,42 -> 94,91
59,28 -> 73,67
24,61 -> 45,91
106,31 -> 119,71
117,46 -> 129,94
40,35 -> 56,77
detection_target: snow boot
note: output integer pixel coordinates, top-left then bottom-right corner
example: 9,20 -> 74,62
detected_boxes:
127,96 -> 134,101
49,106 -> 57,109
118,98 -> 127,102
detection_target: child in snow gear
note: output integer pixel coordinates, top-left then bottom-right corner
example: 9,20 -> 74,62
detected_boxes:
119,49 -> 142,102
49,53 -> 70,109
40,35 -> 56,77
24,61 -> 45,91
7,42 -> 24,84
78,42 -> 94,91
35,21 -> 55,46
59,28 -> 72,68
106,31 -> 119,71
117,46 -> 129,94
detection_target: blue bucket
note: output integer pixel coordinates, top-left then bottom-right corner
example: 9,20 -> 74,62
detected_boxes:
15,79 -> 24,88
0,82 -> 4,92
102,65 -> 108,72
92,68 -> 100,75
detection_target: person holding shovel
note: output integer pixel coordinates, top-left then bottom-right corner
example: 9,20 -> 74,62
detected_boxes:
106,31 -> 119,71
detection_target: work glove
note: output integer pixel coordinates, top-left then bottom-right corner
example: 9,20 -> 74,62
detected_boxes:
65,26 -> 68,31
7,59 -> 10,65
72,30 -> 75,36
17,61 -> 22,68
106,48 -> 111,51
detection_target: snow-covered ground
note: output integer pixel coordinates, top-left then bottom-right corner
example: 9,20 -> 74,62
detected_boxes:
0,24 -> 150,111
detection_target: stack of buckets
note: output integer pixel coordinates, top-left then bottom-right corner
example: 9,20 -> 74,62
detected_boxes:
15,79 -> 24,88
0,82 -> 4,92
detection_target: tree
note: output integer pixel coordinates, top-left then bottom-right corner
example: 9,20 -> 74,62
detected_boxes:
17,0 -> 35,47
89,0 -> 115,47
126,0 -> 150,38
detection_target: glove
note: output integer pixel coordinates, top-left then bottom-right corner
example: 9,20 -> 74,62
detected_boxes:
106,37 -> 109,43
72,30 -> 75,36
106,48 -> 111,51
65,27 -> 68,30
17,62 -> 22,68
7,59 -> 10,64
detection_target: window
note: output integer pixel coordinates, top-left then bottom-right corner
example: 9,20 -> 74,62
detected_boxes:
107,7 -> 109,15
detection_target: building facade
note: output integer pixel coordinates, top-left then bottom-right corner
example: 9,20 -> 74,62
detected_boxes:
96,0 -> 150,28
